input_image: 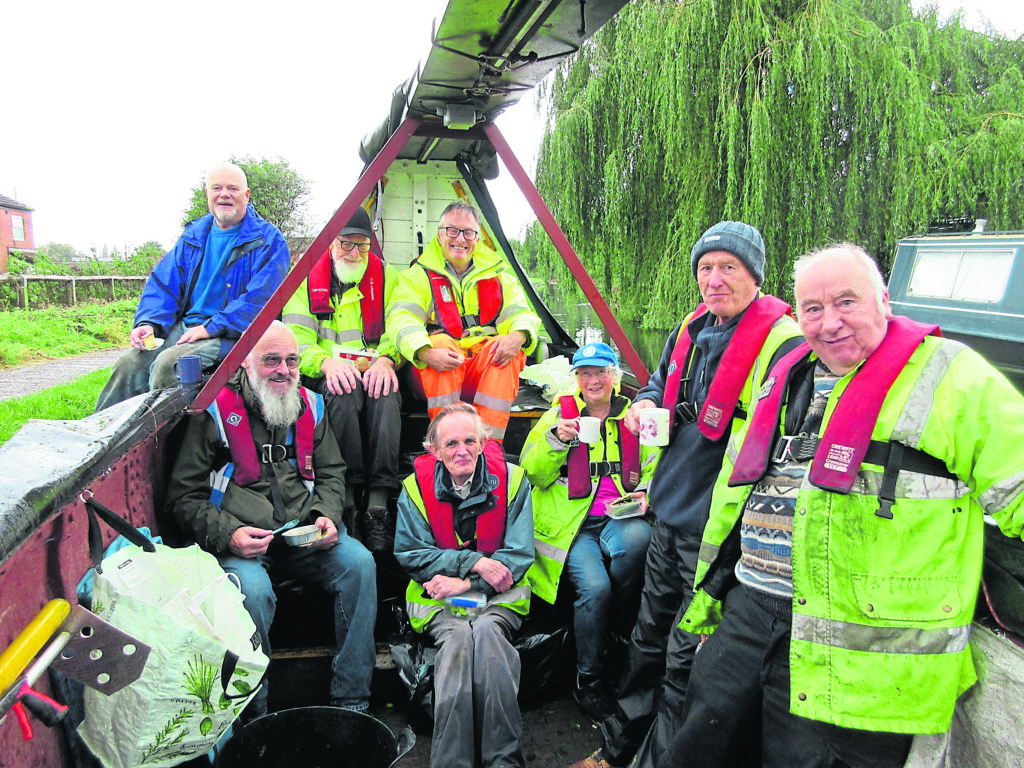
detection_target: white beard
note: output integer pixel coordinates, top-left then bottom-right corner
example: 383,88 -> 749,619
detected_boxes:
247,368 -> 302,427
334,258 -> 368,285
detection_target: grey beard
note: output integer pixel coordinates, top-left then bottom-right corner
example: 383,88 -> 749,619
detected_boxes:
247,369 -> 302,427
334,259 -> 368,284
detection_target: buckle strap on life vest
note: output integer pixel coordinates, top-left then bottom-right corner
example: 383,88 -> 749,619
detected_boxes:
662,296 -> 792,440
731,317 -> 943,496
414,440 -> 509,554
306,250 -> 386,344
213,386 -> 318,487
558,397 -> 641,499
424,269 -> 503,339
559,461 -> 627,478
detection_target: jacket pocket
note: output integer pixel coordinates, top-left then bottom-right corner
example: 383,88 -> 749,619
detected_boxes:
850,573 -> 963,622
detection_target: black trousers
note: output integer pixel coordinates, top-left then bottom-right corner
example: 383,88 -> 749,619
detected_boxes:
659,585 -> 913,768
601,521 -> 702,766
303,376 -> 402,493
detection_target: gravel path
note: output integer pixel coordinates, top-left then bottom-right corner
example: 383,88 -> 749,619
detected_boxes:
0,348 -> 122,401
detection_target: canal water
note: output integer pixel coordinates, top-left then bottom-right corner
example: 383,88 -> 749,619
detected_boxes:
546,298 -> 673,376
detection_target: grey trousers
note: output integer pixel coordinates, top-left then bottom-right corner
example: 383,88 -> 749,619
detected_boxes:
95,320 -> 221,411
425,605 -> 525,768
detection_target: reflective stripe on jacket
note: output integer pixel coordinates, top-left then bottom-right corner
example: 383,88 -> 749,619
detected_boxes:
683,332 -> 1024,734
521,392 -> 660,605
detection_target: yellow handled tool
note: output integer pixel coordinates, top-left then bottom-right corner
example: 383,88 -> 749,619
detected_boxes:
0,599 -> 70,695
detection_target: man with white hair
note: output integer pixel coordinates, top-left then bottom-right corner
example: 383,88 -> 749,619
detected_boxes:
394,402 -> 534,768
166,321 -> 377,719
659,243 -> 1024,768
283,207 -> 402,552
96,162 -> 290,410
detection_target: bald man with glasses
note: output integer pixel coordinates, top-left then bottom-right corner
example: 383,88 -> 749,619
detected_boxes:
167,321 -> 377,720
388,200 -> 542,442
283,207 -> 403,552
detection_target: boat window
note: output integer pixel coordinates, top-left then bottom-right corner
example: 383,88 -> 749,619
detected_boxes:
907,248 -> 1014,303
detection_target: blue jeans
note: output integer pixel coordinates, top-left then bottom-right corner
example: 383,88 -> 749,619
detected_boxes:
565,514 -> 653,677
94,320 -> 223,411
217,530 -> 377,713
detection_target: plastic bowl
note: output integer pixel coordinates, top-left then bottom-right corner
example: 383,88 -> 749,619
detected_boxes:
281,525 -> 323,546
606,498 -> 643,519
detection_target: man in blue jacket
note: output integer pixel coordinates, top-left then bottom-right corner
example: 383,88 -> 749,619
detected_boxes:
95,162 -> 290,411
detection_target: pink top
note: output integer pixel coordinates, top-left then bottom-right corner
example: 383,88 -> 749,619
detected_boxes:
591,477 -> 619,516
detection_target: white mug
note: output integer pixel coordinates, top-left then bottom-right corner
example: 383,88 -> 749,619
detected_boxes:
578,416 -> 601,444
638,408 -> 670,446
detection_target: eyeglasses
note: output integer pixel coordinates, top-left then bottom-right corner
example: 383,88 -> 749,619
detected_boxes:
439,226 -> 479,241
256,353 -> 301,370
335,240 -> 371,253
575,368 -> 612,381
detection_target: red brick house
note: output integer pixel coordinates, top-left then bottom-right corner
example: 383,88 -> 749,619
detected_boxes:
1,192 -> 36,273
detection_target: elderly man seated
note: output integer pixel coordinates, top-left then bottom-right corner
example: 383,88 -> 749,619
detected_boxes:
165,321 -> 377,718
394,402 -> 534,768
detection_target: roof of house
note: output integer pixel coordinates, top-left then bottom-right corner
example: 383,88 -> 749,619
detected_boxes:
0,193 -> 33,212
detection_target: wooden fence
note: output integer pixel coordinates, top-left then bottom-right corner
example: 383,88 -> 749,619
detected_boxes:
2,275 -> 148,309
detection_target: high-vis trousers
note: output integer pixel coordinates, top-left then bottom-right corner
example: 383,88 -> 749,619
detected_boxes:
415,334 -> 524,441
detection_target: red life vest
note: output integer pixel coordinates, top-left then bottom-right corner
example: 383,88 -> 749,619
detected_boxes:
424,269 -> 503,338
559,395 -> 641,500
729,316 -> 941,491
306,250 -> 386,344
413,440 -> 508,555
212,386 -> 317,487
661,295 -> 792,440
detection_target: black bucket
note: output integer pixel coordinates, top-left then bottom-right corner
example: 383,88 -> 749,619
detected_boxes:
216,706 -> 415,768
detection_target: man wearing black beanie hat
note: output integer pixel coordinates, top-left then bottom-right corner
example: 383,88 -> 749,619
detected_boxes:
568,221 -> 803,768
282,207 -> 403,553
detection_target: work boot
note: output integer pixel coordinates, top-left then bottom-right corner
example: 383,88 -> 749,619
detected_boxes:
574,673 -> 616,725
567,748 -> 624,768
361,489 -> 394,553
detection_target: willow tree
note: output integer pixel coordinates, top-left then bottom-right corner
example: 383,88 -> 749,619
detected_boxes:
525,0 -> 1024,327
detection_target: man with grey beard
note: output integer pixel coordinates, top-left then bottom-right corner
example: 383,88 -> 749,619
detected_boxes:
283,207 -> 402,552
167,321 -> 377,719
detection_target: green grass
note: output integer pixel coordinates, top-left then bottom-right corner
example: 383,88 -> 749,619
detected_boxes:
0,368 -> 111,445
0,301 -> 135,367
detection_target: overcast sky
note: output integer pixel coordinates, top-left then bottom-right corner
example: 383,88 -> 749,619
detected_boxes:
3,0 -> 1021,257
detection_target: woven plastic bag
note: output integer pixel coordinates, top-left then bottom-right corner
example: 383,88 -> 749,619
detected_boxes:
80,542 -> 268,768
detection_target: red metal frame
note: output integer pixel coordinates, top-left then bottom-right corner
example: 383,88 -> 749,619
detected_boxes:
483,122 -> 650,385
190,114 -> 650,413
190,118 -> 424,413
